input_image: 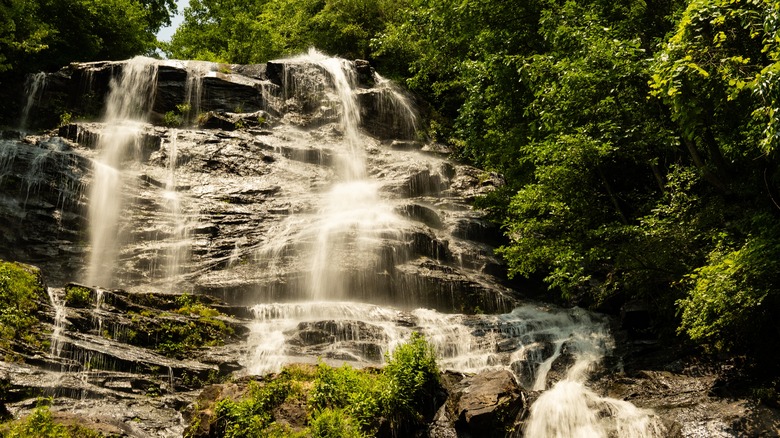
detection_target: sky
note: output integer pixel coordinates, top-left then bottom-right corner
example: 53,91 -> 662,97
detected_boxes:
156,0 -> 189,42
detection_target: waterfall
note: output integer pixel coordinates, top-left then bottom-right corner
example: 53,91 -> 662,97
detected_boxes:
19,72 -> 47,131
183,61 -> 209,125
85,57 -> 158,287
47,288 -> 67,357
242,51 -> 664,436
283,49 -> 365,180
162,130 -> 191,288
268,49 -> 415,301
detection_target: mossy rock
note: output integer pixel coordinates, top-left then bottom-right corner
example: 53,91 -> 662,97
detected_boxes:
0,260 -> 46,348
64,284 -> 92,308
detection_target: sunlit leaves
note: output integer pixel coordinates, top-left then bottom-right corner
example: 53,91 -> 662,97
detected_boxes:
650,0 -> 779,156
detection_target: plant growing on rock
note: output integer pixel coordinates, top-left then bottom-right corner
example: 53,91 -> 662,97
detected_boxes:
0,261 -> 45,350
0,399 -> 102,438
63,285 -> 91,308
197,334 -> 441,437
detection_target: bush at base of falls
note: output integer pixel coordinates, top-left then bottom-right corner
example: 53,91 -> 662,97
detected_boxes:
0,261 -> 46,350
0,402 -> 102,438
123,294 -> 237,359
195,333 -> 441,438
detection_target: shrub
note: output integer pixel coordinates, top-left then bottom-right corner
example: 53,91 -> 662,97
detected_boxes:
310,363 -> 381,432
310,408 -> 364,438
214,379 -> 297,438
380,331 -> 440,429
202,335 -> 440,437
0,261 -> 45,348
0,401 -> 102,438
64,285 -> 91,308
163,110 -> 182,127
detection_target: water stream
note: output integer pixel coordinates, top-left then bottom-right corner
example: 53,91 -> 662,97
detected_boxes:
85,57 -> 159,287
241,51 -> 665,436
13,52 -> 666,436
19,72 -> 46,131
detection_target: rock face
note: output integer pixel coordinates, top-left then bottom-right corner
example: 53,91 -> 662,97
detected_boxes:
1,56 -> 527,436
4,56 -> 778,437
5,56 -> 516,313
448,370 -> 524,436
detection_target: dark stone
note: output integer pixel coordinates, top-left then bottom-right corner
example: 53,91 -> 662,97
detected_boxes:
448,370 -> 524,436
197,111 -> 237,131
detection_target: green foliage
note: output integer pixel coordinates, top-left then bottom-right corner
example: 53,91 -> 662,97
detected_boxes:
206,335 -> 439,437
123,295 -> 235,359
649,0 -> 779,180
380,331 -> 440,428
678,216 -> 780,353
64,285 -> 91,308
214,378 -> 300,438
310,363 -> 381,432
0,261 -> 45,348
58,112 -> 72,127
1,0 -> 170,75
0,400 -> 102,438
163,110 -> 182,127
309,408 -> 364,438
167,0 -> 411,62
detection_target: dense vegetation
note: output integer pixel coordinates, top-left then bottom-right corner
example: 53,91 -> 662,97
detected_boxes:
0,261 -> 47,354
0,0 -> 176,122
165,0 -> 780,374
0,401 -> 102,438
3,0 -> 779,381
200,333 -> 440,437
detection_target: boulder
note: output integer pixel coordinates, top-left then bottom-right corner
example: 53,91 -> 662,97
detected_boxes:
448,369 -> 525,436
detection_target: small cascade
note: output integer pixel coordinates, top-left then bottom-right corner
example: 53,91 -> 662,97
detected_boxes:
22,145 -> 52,206
162,130 -> 191,288
85,57 -> 159,287
244,302 -> 407,375
183,62 -> 209,125
280,49 -> 365,180
93,288 -> 105,334
308,180 -> 406,300
262,49 -> 420,303
19,72 -> 47,131
47,288 -> 67,357
372,72 -> 419,140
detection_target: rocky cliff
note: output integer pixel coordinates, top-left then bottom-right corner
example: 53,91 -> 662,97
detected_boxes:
1,56 -> 778,437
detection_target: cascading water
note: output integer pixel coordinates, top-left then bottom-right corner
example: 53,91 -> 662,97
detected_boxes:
46,288 -> 67,356
183,62 -> 208,125
85,57 -> 158,287
162,130 -> 191,288
19,72 -> 46,131
3,52 -> 671,435
243,50 -> 665,436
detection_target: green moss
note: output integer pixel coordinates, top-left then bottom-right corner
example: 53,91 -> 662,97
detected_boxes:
0,261 -> 45,349
64,285 -> 91,308
0,401 -> 103,438
204,335 -> 440,437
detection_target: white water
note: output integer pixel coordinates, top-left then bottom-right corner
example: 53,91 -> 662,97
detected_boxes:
19,72 -> 46,131
243,51 -> 664,437
85,57 -> 158,287
162,130 -> 191,288
47,288 -> 67,356
183,61 -> 209,125
281,49 -> 365,180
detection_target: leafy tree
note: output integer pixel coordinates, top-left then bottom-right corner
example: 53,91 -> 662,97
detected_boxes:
678,217 -> 780,354
167,0 -> 407,63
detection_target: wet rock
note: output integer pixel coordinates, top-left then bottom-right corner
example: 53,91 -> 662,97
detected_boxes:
396,203 -> 443,229
197,111 -> 237,131
446,370 -> 524,436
